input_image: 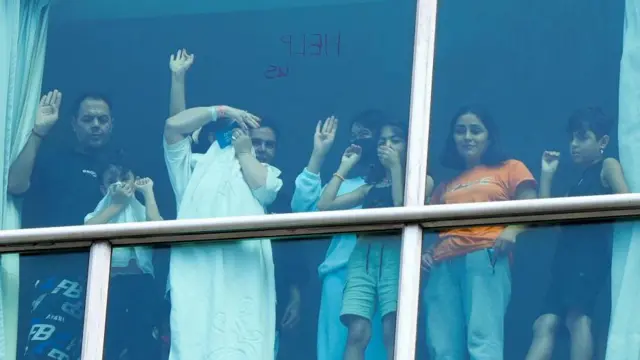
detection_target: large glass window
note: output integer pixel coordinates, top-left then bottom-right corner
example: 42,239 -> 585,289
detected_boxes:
5,0 -> 640,359
103,231 -> 401,360
416,218 -> 629,360
426,0 -> 627,205
9,0 -> 419,232
13,251 -> 90,360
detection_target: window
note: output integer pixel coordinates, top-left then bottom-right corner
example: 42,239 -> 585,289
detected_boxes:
103,231 -> 401,359
1,0 -> 639,360
426,0 -> 627,205
418,219 -> 628,360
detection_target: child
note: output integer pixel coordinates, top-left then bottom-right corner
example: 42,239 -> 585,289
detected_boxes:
316,121 -> 433,360
85,163 -> 163,360
526,107 -> 629,360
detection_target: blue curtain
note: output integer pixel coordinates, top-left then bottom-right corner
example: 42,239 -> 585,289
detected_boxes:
0,0 -> 51,358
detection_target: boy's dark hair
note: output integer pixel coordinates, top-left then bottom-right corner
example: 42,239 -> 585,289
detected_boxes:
440,105 -> 508,170
102,164 -> 133,187
566,107 -> 613,139
192,121 -> 218,154
96,149 -> 133,186
72,92 -> 113,119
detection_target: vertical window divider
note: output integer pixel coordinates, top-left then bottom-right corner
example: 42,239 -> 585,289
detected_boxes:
80,241 -> 112,360
394,0 -> 439,357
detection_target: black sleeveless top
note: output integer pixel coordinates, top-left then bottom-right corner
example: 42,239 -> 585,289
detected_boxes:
557,160 -> 613,267
363,184 -> 394,209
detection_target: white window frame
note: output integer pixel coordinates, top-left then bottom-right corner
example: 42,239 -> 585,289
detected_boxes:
2,0 -> 640,358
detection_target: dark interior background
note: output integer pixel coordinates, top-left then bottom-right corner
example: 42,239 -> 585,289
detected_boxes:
41,0 -> 625,358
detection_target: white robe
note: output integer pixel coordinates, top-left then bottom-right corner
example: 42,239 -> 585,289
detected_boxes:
164,137 -> 281,360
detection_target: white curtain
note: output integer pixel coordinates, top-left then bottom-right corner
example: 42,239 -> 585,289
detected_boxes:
0,0 -> 51,358
608,0 -> 640,358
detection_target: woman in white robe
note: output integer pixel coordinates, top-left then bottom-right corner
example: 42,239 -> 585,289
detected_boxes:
163,105 -> 282,360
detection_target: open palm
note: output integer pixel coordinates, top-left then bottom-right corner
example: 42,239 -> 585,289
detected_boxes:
35,90 -> 62,134
314,116 -> 338,155
170,49 -> 195,75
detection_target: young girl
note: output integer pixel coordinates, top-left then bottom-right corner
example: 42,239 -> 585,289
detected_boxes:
422,105 -> 537,360
316,121 -> 433,360
84,163 -> 163,360
526,107 -> 628,360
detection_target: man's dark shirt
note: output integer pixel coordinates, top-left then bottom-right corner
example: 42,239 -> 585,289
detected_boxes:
268,188 -> 309,329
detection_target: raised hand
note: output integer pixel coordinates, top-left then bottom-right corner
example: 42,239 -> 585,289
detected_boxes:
378,145 -> 402,170
232,128 -> 253,155
224,107 -> 261,131
541,151 -> 560,174
110,182 -> 134,204
313,116 -> 338,156
34,90 -> 62,136
169,49 -> 195,77
134,177 -> 154,194
340,144 -> 362,170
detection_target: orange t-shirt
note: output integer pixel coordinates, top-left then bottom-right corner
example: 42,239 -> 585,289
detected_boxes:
430,160 -> 536,261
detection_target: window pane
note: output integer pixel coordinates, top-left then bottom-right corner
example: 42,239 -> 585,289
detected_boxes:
104,231 -> 401,359
416,219 -> 634,359
12,250 -> 90,360
12,0 -> 418,233
426,0 -> 628,205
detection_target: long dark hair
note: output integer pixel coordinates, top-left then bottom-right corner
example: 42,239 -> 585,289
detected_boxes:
439,105 -> 508,170
365,121 -> 408,184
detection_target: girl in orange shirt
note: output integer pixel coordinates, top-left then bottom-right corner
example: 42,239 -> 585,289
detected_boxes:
422,105 -> 537,360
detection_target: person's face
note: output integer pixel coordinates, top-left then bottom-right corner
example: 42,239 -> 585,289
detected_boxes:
250,127 -> 277,164
101,170 -> 134,195
378,125 -> 407,163
453,112 -> 490,166
350,122 -> 374,143
72,99 -> 113,149
570,129 -> 608,165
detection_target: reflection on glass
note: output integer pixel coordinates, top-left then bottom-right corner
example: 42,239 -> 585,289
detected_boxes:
428,0 -> 627,205
418,219 -> 622,360
104,231 -> 401,360
11,0 -> 418,227
16,251 -> 90,360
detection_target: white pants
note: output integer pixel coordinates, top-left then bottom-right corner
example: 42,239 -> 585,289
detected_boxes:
317,269 -> 386,360
423,249 -> 511,360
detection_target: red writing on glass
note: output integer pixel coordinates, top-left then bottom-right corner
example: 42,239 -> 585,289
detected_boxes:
280,32 -> 341,57
264,64 -> 290,79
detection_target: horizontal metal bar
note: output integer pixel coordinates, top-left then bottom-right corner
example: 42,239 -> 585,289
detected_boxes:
0,193 -> 639,251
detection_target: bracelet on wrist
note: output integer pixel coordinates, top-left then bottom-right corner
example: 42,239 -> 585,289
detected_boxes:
333,173 -> 345,181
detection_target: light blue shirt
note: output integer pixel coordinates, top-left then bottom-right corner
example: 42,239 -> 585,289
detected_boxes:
291,168 -> 366,277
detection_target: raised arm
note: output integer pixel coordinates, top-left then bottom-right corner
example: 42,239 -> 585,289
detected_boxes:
169,49 -> 194,117
164,107 -> 217,145
8,90 -> 62,195
317,145 -> 369,211
232,127 -> 268,189
539,151 -> 560,198
291,116 -> 338,212
135,177 -> 164,221
164,105 -> 260,145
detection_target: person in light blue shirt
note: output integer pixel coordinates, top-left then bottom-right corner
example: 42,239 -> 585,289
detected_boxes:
291,111 -> 387,360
